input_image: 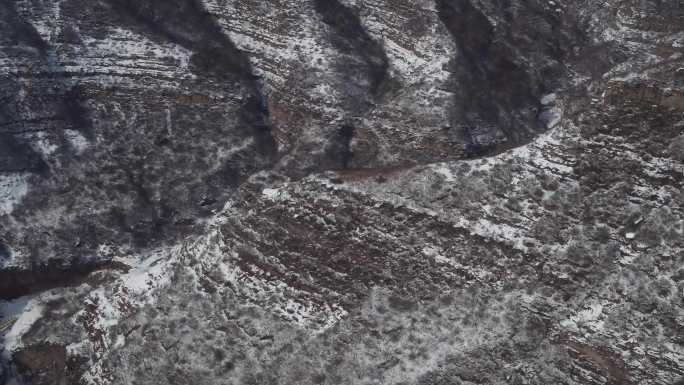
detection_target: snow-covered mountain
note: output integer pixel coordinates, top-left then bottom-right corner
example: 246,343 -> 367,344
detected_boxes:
1,0 -> 683,384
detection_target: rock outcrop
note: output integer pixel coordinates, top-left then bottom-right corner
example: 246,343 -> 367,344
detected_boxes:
0,0 -> 682,384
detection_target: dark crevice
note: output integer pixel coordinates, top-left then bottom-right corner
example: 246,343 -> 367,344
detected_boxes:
325,124 -> 356,170
60,84 -> 95,140
105,0 -> 252,79
241,93 -> 278,158
0,132 -> 50,175
0,79 -> 90,172
436,0 -> 546,152
463,126 -> 499,159
0,241 -> 10,260
0,2 -> 48,56
0,4 -> 50,175
104,0 -> 277,158
0,0 -> 280,277
313,0 -> 388,169
0,260 -> 127,301
0,2 -> 94,170
313,0 -> 390,98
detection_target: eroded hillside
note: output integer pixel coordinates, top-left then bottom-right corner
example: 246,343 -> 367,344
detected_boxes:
0,0 -> 683,384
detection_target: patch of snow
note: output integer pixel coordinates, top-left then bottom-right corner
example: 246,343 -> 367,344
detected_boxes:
421,245 -> 442,259
65,129 -> 89,153
113,334 -> 125,349
0,174 -> 29,216
86,288 -> 119,330
466,218 -> 527,251
30,132 -> 58,156
423,245 -> 491,281
262,187 -> 290,201
560,303 -> 605,332
433,165 -> 456,183
2,299 -> 44,356
0,295 -> 34,321
215,137 -> 254,162
119,252 -> 173,298
79,27 -> 193,77
610,72 -> 641,82
541,93 -> 557,105
78,245 -> 182,383
540,107 -> 562,129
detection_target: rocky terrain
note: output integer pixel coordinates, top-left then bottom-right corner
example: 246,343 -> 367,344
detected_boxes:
0,0 -> 683,384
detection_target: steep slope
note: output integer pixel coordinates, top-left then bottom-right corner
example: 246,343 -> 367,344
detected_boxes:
1,0 -> 683,384
0,0 -> 592,289
0,0 -> 277,295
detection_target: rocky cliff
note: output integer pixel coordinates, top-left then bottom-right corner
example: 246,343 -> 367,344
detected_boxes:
1,0 -> 683,384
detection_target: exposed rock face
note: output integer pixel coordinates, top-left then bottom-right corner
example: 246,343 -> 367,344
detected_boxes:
0,0 -> 278,283
0,0 -> 592,276
1,0 -> 683,384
